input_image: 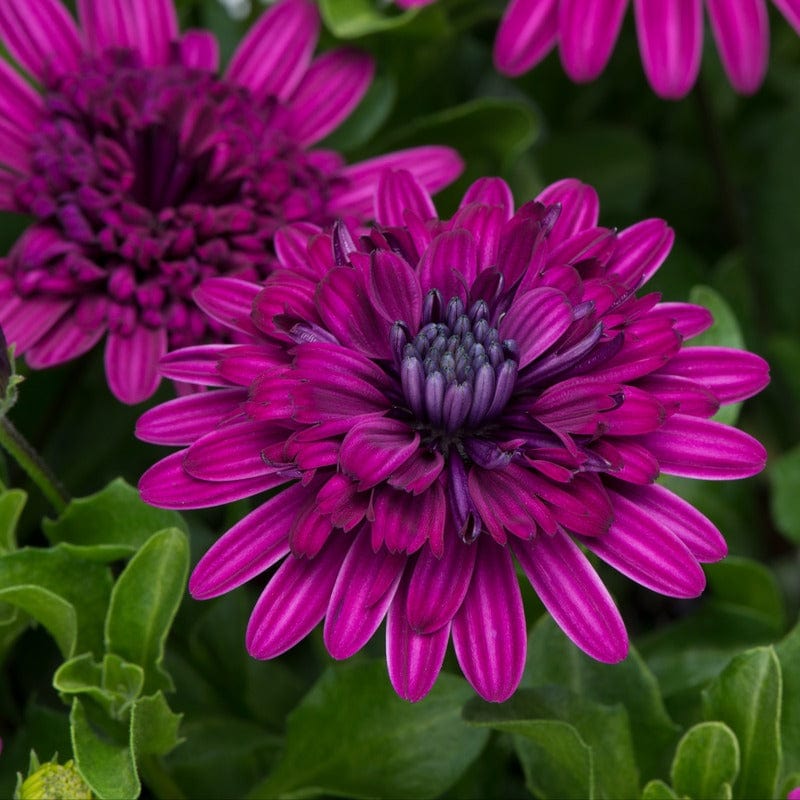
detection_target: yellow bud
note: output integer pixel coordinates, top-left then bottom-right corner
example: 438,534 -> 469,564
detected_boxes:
18,760 -> 92,800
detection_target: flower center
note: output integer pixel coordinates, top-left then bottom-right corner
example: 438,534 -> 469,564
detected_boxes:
9,49 -> 338,344
394,290 -> 518,445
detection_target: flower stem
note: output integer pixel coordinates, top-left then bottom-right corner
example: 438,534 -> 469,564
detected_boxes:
0,416 -> 70,514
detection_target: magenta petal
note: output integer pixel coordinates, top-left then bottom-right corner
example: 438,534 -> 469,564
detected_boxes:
640,414 -> 767,479
579,490 -> 707,598
451,538 -> 526,703
372,483 -> 446,555
558,0 -> 628,81
706,0 -> 769,95
77,0 -> 178,66
339,417 -> 420,490
459,177 -> 514,220
773,0 -> 800,32
226,0 -> 320,102
650,302 -> 713,339
104,326 -> 167,404
324,527 -> 406,659
0,58 -> 43,134
158,344 -> 237,387
406,526 -> 477,633
0,0 -> 82,82
387,577 -> 450,702
189,484 -> 311,599
662,346 -> 770,404
193,277 -> 261,337
617,483 -> 727,562
369,249 -> 423,329
179,30 -> 219,71
608,218 -> 674,289
139,451 -> 288,509
633,0 -> 703,99
25,315 -> 105,368
500,288 -> 572,367
333,146 -> 463,219
536,179 -> 599,243
513,530 -> 629,663
418,230 -> 477,303
0,295 -> 71,354
376,169 -> 437,228
246,533 -> 351,659
287,48 -> 374,146
136,388 -> 247,446
494,0 -> 559,76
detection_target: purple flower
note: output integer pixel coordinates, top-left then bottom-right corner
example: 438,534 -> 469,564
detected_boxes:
138,173 -> 768,703
0,0 -> 461,404
788,788 -> 800,800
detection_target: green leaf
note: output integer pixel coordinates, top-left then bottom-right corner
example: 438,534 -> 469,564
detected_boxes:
131,692 -> 183,757
670,722 -> 740,800
641,780 -> 679,799
0,546 -> 112,656
320,0 -> 420,38
464,686 -> 638,800
523,615 -> 678,780
769,443 -> 800,544
0,488 -> 25,552
251,660 -> 489,799
776,619 -> 800,780
702,647 -> 782,800
43,478 -> 187,559
70,698 -> 140,800
687,285 -> 745,425
105,528 -> 189,694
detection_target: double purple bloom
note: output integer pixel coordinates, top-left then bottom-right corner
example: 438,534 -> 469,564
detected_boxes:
0,0 -> 460,403
139,172 -> 768,702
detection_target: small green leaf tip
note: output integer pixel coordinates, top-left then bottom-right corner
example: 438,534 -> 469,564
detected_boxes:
16,757 -> 93,800
0,327 -> 23,418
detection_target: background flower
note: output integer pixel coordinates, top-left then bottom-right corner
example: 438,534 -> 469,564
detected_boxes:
138,172 -> 768,703
0,0 -> 461,403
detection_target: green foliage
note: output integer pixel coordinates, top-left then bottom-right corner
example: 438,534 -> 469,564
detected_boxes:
320,0 -> 421,38
670,722 -> 739,800
768,443 -> 800,544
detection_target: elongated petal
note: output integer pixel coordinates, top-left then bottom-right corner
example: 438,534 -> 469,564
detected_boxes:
0,0 -> 82,82
459,177 -> 514,220
500,288 -> 572,367
287,49 -> 374,146
376,169 -> 437,228
136,388 -> 247,445
536,179 -> 599,243
226,0 -> 319,102
608,218 -> 674,289
513,530 -> 628,662
189,483 -> 311,599
333,147 -> 462,218
25,315 -> 105,368
139,451 -> 288,509
246,533 -> 351,658
773,0 -> 800,33
452,538 -> 526,702
0,294 -> 72,353
104,326 -> 167,404
633,0 -> 703,99
649,302 -> 713,339
559,0 -> 628,81
387,576 -> 450,702
193,277 -> 261,337
579,491 -> 706,597
0,58 -> 42,133
494,0 -> 559,76
640,414 -> 767,479
369,249 -> 422,329
324,527 -> 406,659
158,344 -> 238,387
179,30 -> 219,71
418,229 -> 477,304
339,417 -> 419,490
372,483 -> 446,555
706,0 -> 768,95
78,0 -> 178,66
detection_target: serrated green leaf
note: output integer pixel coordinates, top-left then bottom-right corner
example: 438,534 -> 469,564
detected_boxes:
43,478 -> 187,555
105,528 -> 189,694
70,698 -> 139,800
769,444 -> 800,544
320,0 -> 419,38
0,488 -> 26,553
131,692 -> 183,757
464,686 -> 638,800
464,701 -> 594,800
251,661 -> 488,800
687,285 -> 745,425
523,615 -> 678,780
0,546 -> 112,656
702,647 -> 782,800
641,780 -> 679,799
776,620 -> 800,781
671,722 -> 740,800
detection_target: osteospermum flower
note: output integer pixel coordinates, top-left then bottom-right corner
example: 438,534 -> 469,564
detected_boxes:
138,173 -> 768,703
0,0 -> 461,403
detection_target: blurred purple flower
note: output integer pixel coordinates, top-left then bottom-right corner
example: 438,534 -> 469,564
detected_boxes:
404,0 -> 800,98
0,0 -> 461,403
788,788 -> 800,800
138,173 -> 768,703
